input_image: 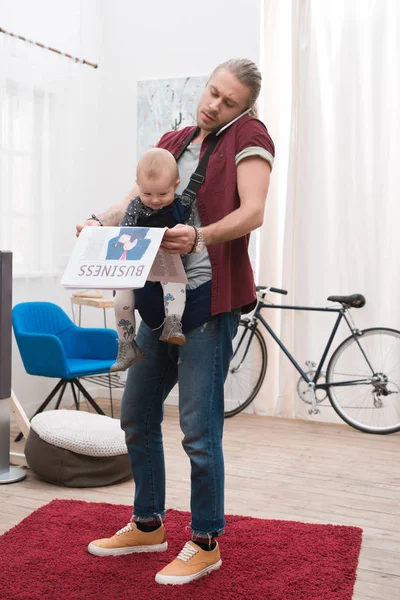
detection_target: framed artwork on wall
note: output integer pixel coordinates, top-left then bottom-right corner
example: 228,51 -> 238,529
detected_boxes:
137,75 -> 207,158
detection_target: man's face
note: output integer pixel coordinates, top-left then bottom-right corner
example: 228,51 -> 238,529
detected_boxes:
138,171 -> 179,210
197,68 -> 251,132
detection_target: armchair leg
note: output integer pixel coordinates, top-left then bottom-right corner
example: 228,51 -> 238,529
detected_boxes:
14,379 -> 67,442
14,377 -> 107,442
107,373 -> 114,418
70,381 -> 80,410
54,381 -> 68,410
73,379 -> 105,415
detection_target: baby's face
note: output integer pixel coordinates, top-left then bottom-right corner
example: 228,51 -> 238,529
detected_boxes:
138,172 -> 178,210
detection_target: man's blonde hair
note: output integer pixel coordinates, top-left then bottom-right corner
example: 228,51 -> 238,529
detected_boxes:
210,58 -> 262,117
137,148 -> 179,183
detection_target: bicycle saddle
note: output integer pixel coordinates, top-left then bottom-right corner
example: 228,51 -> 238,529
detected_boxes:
327,294 -> 366,308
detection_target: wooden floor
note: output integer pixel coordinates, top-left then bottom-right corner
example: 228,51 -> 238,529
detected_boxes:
2,399 -> 400,599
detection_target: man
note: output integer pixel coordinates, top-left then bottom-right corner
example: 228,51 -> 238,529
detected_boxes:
77,58 -> 274,585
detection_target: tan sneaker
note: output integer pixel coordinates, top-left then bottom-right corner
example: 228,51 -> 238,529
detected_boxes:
155,540 -> 222,585
87,522 -> 167,556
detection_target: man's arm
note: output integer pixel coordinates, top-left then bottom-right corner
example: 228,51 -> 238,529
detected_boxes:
75,183 -> 140,236
161,156 -> 271,253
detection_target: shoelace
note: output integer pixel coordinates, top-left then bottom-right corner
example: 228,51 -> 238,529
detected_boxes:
177,542 -> 199,562
164,315 -> 181,339
117,343 -> 127,360
116,523 -> 133,536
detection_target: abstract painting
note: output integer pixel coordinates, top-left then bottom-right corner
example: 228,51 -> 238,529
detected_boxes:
137,75 -> 207,158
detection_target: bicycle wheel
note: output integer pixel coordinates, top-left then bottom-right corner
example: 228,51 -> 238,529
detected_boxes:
326,327 -> 400,434
224,319 -> 267,418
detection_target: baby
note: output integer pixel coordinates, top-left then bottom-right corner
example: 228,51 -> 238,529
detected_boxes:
110,148 -> 190,373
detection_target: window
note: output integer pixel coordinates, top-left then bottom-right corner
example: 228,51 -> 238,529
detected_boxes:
0,81 -> 55,276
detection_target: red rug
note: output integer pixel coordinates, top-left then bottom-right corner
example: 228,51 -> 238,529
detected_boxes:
0,499 -> 362,600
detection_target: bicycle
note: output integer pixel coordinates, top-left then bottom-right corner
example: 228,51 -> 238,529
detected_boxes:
224,286 -> 400,434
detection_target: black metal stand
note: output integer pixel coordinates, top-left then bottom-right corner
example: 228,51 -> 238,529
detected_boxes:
0,251 -> 26,482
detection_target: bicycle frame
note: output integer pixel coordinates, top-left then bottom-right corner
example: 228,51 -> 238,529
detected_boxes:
240,299 -> 377,393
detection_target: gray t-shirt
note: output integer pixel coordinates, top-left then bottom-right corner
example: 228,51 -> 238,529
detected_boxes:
176,143 -> 212,290
176,139 -> 274,290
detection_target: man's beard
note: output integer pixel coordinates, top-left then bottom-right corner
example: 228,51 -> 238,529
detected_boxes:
197,108 -> 219,132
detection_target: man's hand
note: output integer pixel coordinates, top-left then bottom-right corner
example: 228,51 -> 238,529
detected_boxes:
161,224 -> 197,254
76,219 -> 101,237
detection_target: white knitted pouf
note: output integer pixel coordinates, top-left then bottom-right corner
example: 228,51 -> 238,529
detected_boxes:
24,410 -> 132,487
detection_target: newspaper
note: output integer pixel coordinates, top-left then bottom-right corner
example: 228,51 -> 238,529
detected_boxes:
61,226 -> 187,290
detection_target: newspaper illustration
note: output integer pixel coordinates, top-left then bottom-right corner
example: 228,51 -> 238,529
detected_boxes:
61,226 -> 187,290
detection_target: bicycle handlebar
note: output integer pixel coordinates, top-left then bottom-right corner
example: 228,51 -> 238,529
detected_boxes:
256,285 -> 288,296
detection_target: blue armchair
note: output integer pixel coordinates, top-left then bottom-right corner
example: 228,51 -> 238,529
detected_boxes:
12,302 -> 118,428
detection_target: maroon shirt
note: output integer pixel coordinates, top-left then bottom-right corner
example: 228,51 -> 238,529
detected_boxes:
157,115 -> 275,315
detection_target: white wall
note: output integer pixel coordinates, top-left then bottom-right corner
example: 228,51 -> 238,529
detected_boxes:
91,0 -> 262,210
2,0 -> 262,414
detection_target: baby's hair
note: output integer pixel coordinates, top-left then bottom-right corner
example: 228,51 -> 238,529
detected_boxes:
137,148 -> 179,183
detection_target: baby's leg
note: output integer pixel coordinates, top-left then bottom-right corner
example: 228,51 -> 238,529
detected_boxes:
110,290 -> 144,372
114,289 -> 136,341
159,282 -> 186,345
161,282 -> 186,319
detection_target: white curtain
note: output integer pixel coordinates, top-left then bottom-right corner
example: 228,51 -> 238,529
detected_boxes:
0,32 -> 93,276
255,0 -> 400,422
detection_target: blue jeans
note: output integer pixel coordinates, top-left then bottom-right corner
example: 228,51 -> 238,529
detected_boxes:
120,312 -> 239,538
